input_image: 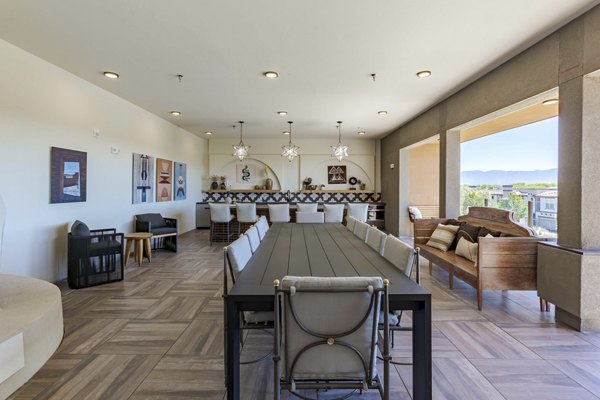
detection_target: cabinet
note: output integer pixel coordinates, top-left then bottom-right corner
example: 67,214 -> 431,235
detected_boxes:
367,204 -> 385,230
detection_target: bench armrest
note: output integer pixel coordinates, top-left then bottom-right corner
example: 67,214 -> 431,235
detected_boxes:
478,237 -> 549,269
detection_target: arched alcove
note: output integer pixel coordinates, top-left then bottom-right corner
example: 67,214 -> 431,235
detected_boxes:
216,158 -> 282,190
306,159 -> 373,189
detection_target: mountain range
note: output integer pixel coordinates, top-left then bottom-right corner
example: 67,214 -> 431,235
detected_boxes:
461,168 -> 558,185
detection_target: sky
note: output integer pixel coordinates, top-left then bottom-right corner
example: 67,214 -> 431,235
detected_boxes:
461,117 -> 558,171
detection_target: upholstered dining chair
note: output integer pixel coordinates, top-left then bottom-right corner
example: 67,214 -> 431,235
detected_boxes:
296,203 -> 318,213
366,226 -> 387,256
236,203 -> 258,235
323,203 -> 345,223
295,211 -> 325,223
381,235 -> 419,347
209,203 -> 234,246
353,220 -> 370,242
268,204 -> 290,223
273,276 -> 390,399
256,216 -> 270,240
346,215 -> 358,232
245,225 -> 261,253
347,203 -> 369,223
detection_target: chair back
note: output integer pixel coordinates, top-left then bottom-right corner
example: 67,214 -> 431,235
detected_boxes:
256,216 -> 270,239
245,225 -> 261,253
275,276 -> 385,383
346,216 -> 357,232
297,203 -> 318,213
353,221 -> 370,242
382,235 -> 416,277
296,212 -> 324,224
210,203 -> 232,223
323,204 -> 344,223
268,204 -> 290,223
236,203 -> 258,223
347,203 -> 369,223
365,226 -> 387,256
135,213 -> 166,228
225,235 -> 253,281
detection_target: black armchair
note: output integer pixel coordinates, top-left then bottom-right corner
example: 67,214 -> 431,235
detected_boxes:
135,213 -> 178,252
67,220 -> 124,289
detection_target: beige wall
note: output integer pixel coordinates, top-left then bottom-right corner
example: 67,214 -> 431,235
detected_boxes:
408,143 -> 439,206
381,5 -> 600,235
0,39 -> 208,282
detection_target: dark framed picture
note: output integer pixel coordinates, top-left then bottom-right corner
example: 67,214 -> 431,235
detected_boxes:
50,147 -> 87,203
327,165 -> 347,184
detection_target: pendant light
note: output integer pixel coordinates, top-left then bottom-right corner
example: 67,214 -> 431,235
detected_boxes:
331,121 -> 349,161
232,121 -> 250,161
281,121 -> 300,162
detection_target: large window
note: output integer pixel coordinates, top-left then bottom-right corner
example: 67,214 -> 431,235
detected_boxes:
460,117 -> 558,237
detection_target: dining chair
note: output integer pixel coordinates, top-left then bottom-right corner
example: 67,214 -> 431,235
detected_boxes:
296,211 -> 324,223
224,236 -> 273,367
296,203 -> 318,213
245,225 -> 261,253
236,203 -> 258,235
273,276 -> 390,399
347,203 -> 369,223
353,220 -> 370,242
268,204 -> 290,223
381,235 -> 419,347
346,215 -> 358,232
209,203 -> 234,246
323,203 -> 345,223
366,226 -> 387,256
256,215 -> 269,240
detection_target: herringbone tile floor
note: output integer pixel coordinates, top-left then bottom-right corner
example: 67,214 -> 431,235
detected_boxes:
9,229 -> 600,399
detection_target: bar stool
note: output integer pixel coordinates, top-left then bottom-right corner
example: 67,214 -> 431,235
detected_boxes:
209,203 -> 234,246
268,204 -> 290,223
236,203 -> 258,235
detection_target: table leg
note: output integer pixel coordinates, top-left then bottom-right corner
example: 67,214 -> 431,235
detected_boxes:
144,238 -> 152,263
124,239 -> 132,266
136,239 -> 143,266
412,297 -> 432,400
226,297 -> 240,400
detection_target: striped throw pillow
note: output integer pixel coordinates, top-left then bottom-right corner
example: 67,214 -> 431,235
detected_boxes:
455,237 -> 478,263
426,223 -> 460,252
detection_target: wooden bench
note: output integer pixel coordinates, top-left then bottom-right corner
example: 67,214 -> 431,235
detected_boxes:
414,207 -> 548,310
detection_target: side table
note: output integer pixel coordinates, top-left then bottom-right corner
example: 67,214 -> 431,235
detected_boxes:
124,232 -> 153,266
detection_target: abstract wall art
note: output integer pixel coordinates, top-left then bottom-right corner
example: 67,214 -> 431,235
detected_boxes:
50,147 -> 87,203
174,161 -> 186,200
132,153 -> 155,204
327,165 -> 347,184
156,158 -> 173,202
236,163 -> 257,184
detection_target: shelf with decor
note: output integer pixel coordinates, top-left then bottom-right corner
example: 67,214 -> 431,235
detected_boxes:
299,190 -> 374,193
206,189 -> 281,193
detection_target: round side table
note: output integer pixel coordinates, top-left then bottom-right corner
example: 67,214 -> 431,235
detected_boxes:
124,232 -> 153,266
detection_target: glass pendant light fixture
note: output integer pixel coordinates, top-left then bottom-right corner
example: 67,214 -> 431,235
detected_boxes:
331,121 -> 349,161
232,121 -> 250,161
281,121 -> 300,162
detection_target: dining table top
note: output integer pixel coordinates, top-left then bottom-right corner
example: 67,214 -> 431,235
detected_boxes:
228,223 -> 429,300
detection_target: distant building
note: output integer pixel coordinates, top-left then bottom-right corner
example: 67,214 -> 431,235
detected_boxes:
534,190 -> 558,232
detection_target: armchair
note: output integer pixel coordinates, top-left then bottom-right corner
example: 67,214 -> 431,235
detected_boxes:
67,220 -> 124,289
135,213 -> 178,252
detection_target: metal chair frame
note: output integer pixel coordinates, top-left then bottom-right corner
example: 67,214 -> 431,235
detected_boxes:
273,279 -> 390,400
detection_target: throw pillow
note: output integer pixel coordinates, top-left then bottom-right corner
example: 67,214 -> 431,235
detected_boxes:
71,220 -> 90,236
426,223 -> 460,252
455,222 -> 481,243
478,227 -> 501,240
408,206 -> 422,221
455,237 -> 478,263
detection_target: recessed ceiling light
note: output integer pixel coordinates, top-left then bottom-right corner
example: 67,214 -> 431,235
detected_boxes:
543,98 -> 559,105
263,71 -> 278,78
205,131 -> 212,135
277,111 -> 288,116
103,71 -> 119,79
358,131 -> 365,135
170,111 -> 181,116
416,70 -> 432,78
378,111 -> 388,116
283,131 -> 290,135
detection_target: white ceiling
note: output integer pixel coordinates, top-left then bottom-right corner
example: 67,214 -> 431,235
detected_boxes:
0,0 -> 597,139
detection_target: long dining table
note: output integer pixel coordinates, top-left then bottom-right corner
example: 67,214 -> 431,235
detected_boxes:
224,223 -> 432,400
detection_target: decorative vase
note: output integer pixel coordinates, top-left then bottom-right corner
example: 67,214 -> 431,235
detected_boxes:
211,181 -> 219,190
220,182 -> 227,190
265,178 -> 273,190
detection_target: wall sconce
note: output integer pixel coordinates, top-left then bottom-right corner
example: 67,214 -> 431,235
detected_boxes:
389,163 -> 395,169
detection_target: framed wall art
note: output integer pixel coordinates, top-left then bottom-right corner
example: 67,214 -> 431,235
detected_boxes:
156,158 -> 173,202
174,161 -> 186,200
327,165 -> 347,184
50,147 -> 87,203
132,153 -> 155,204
